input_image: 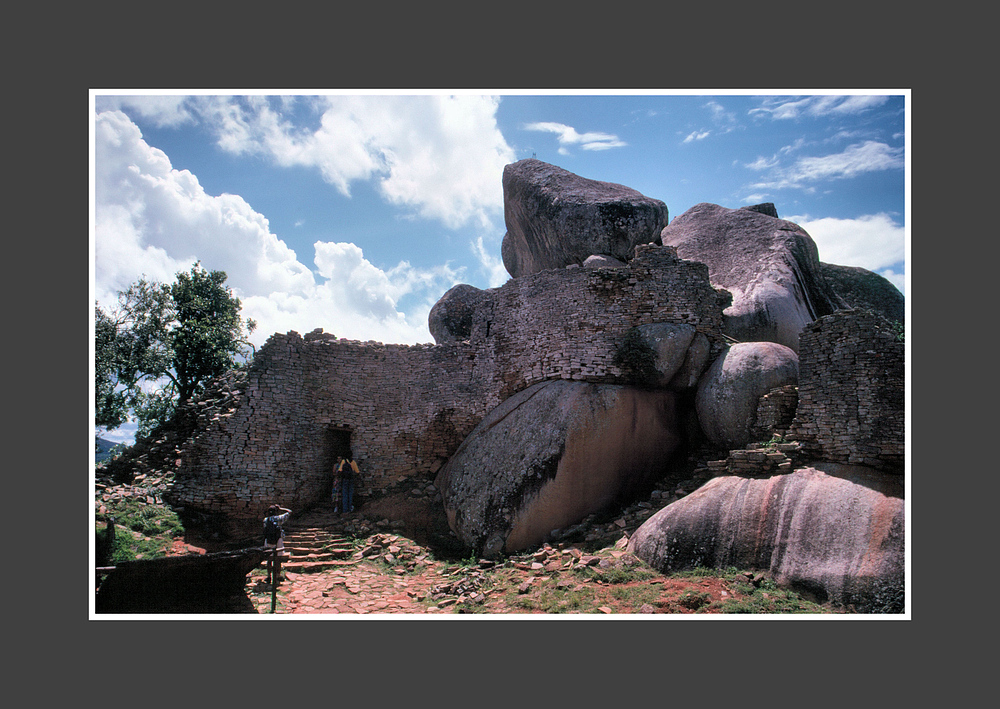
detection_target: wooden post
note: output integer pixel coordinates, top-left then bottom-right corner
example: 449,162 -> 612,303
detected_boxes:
270,546 -> 278,613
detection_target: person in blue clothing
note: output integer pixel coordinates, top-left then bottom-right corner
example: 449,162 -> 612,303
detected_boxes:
338,458 -> 357,514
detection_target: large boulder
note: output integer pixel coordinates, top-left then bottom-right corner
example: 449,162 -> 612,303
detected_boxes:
660,203 -> 847,351
630,323 -> 710,390
627,465 -> 905,612
428,283 -> 488,344
820,262 -> 905,325
695,342 -> 799,449
501,159 -> 669,278
435,380 -> 684,557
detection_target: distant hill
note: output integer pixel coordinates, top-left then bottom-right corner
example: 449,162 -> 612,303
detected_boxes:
95,437 -> 125,463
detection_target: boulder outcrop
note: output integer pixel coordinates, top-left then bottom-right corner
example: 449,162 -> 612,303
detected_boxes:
820,262 -> 905,325
501,159 -> 669,278
660,203 -> 847,351
428,283 -> 487,343
113,159 -> 905,612
436,380 -> 684,557
627,465 -> 904,612
695,341 -> 799,449
631,323 -> 710,390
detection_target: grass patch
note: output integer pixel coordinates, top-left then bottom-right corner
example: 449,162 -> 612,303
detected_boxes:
708,576 -> 830,614
96,498 -> 185,562
504,585 -> 598,613
609,584 -> 660,607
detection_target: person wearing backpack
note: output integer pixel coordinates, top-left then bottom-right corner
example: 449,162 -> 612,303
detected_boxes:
263,504 -> 291,583
338,458 -> 358,514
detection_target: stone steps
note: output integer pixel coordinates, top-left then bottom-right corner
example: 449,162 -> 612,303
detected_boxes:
261,525 -> 356,574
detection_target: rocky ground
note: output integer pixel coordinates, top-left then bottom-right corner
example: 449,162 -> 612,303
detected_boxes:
245,529 -> 754,615
95,447 -> 839,616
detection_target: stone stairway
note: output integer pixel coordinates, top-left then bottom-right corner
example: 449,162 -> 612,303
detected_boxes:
261,509 -> 357,574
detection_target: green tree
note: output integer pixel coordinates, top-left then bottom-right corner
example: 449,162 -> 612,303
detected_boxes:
95,263 -> 256,439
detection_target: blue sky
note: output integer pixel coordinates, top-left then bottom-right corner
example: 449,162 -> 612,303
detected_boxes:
92,90 -> 907,443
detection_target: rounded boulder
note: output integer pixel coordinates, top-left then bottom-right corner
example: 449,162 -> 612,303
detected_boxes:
627,465 -> 905,612
695,342 -> 799,449
435,380 -> 684,557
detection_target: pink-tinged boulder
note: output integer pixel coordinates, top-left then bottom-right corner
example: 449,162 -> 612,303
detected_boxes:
695,342 -> 799,449
435,380 -> 684,557
627,465 -> 905,612
660,203 -> 846,351
501,159 -> 669,278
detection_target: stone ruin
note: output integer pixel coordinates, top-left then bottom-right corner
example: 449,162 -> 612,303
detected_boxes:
109,159 -> 906,611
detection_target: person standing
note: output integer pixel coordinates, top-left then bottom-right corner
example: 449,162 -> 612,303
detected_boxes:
263,504 -> 291,584
339,458 -> 358,514
331,461 -> 343,515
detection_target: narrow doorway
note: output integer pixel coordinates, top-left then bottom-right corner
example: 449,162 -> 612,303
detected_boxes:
324,427 -> 353,469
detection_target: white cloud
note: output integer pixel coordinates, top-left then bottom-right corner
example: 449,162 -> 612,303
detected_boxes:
786,212 -> 906,279
94,95 -> 196,128
744,155 -> 778,170
749,95 -> 890,120
747,141 -> 903,191
788,141 -> 904,182
682,130 -> 710,143
524,121 -> 627,152
94,109 -> 458,347
877,268 -> 906,295
472,235 -> 510,288
196,95 -> 515,230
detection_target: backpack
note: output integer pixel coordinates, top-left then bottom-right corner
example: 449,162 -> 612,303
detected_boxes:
263,516 -> 282,545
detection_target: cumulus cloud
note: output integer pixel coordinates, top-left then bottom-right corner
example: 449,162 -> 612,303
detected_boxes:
524,121 -> 627,153
193,94 -> 516,230
786,212 -> 906,293
94,109 -> 460,346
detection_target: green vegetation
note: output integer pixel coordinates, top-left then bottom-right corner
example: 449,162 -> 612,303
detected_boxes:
95,262 -> 256,441
96,497 -> 185,563
670,566 -> 834,614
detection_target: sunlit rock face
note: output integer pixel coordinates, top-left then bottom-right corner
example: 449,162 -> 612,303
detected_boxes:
436,380 -> 685,557
628,465 -> 905,613
501,159 -> 669,278
660,203 -> 847,352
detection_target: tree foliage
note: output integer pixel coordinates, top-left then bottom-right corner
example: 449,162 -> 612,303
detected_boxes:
95,263 -> 256,439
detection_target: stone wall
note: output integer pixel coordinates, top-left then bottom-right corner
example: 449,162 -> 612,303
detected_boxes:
753,384 -> 799,440
166,244 -> 730,525
468,244 -> 729,400
788,309 -> 905,472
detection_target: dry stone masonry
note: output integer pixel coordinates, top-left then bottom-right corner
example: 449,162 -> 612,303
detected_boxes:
106,157 -> 905,614
788,309 -> 905,473
165,243 -> 730,531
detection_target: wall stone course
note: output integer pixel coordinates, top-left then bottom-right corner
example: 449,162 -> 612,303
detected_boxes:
165,245 -> 729,525
157,252 -> 904,534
